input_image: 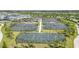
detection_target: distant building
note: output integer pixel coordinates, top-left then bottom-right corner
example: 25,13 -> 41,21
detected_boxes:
0,12 -> 32,21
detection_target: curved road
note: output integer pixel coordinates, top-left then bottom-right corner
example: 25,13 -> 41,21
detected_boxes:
0,31 -> 3,42
0,23 -> 4,42
74,25 -> 79,48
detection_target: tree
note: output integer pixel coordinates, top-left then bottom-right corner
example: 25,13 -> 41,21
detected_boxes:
2,41 -> 7,48
28,43 -> 35,48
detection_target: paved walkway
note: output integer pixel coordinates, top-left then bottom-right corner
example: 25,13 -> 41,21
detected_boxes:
38,18 -> 42,33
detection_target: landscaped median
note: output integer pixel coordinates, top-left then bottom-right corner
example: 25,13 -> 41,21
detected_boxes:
60,18 -> 77,48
